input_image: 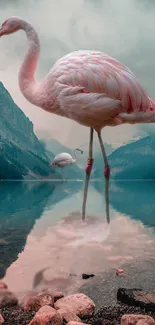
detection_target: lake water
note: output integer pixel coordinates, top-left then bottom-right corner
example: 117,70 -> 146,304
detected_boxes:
1,180 -> 155,305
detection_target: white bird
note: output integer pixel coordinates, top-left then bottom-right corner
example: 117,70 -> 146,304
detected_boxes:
49,148 -> 83,168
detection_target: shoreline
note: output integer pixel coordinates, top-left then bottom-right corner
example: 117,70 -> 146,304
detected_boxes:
1,302 -> 155,325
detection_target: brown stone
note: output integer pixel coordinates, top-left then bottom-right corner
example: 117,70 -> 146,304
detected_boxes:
0,289 -> 18,308
41,288 -> 64,302
0,282 -> 7,289
0,314 -> 4,324
21,291 -> 54,312
58,308 -> 81,323
121,314 -> 155,325
137,321 -> 150,325
54,293 -> 95,318
29,305 -> 62,325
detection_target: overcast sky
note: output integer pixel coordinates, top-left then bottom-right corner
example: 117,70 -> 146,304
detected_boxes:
0,0 -> 155,149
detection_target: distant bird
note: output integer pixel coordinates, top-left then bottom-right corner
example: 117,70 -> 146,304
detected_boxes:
49,148 -> 83,168
1,17 -> 155,222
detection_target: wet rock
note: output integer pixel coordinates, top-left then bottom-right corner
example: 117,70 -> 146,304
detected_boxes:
0,314 -> 4,324
82,274 -> 95,280
58,307 -> 81,323
0,282 -> 7,289
21,291 -> 54,312
54,293 -> 95,318
117,288 -> 155,312
0,289 -> 18,308
121,314 -> 155,325
41,288 -> 64,302
29,305 -> 62,325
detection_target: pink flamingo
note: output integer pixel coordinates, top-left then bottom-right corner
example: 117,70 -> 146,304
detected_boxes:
49,148 -> 83,168
0,17 -> 155,222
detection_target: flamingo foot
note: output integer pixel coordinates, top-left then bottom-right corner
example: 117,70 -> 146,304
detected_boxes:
104,165 -> 110,178
86,157 -> 94,175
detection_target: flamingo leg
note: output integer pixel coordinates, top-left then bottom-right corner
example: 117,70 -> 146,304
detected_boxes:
82,128 -> 94,220
97,131 -> 110,224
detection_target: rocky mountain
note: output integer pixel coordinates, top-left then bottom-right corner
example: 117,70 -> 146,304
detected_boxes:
0,82 -> 60,180
92,135 -> 155,180
108,135 -> 155,180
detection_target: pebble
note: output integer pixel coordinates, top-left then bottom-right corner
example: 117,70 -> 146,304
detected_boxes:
0,282 -> 7,290
0,289 -> 18,308
54,293 -> 95,318
58,307 -> 81,323
121,314 -> 155,325
21,291 -> 54,312
29,305 -> 62,325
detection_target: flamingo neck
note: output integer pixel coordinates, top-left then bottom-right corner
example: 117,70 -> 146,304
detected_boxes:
72,149 -> 77,162
18,19 -> 44,107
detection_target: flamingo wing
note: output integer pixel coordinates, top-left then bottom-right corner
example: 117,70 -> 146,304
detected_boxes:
52,51 -> 153,128
52,153 -> 72,165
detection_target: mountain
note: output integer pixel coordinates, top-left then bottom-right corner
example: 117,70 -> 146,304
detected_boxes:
0,82 -> 60,180
107,135 -> 155,179
40,138 -> 84,179
92,135 -> 155,180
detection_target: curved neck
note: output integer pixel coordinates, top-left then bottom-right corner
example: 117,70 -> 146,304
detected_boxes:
18,19 -> 43,107
72,149 -> 79,162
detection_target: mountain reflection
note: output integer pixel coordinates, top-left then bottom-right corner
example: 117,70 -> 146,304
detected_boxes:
110,181 -> 155,228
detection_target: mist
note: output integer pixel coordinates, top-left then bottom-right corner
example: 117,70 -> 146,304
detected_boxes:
0,0 -> 155,148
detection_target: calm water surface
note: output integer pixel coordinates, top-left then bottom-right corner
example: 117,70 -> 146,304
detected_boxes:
0,180 -> 155,304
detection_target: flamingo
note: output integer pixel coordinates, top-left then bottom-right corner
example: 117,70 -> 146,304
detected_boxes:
0,17 -> 155,222
49,148 -> 83,168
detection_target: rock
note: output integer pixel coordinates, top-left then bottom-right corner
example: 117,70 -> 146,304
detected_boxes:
81,274 -> 95,280
21,291 -> 54,312
29,305 -> 62,325
137,321 -> 151,325
0,282 -> 7,289
54,293 -> 95,318
117,288 -> 155,312
121,314 -> 155,325
0,314 -> 4,324
0,289 -> 18,308
58,308 -> 81,323
41,288 -> 64,302
67,321 -> 90,325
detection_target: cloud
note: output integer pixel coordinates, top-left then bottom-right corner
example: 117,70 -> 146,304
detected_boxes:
0,0 -> 155,149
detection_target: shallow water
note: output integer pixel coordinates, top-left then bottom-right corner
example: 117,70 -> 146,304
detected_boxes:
0,180 -> 155,302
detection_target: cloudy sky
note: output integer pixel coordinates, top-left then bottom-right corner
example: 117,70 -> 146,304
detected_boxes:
0,0 -> 155,149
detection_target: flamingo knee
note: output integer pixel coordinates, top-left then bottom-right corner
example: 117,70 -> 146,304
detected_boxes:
104,164 -> 110,178
86,157 -> 94,175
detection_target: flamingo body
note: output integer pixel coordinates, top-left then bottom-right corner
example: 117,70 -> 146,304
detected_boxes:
0,16 -> 155,221
50,153 -> 76,167
45,50 -> 155,131
49,148 -> 83,168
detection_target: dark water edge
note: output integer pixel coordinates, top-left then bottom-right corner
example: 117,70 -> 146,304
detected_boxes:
80,260 -> 155,309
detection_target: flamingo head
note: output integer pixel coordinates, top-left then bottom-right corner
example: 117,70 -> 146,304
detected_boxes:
0,17 -> 22,37
76,148 -> 83,155
49,161 -> 57,167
